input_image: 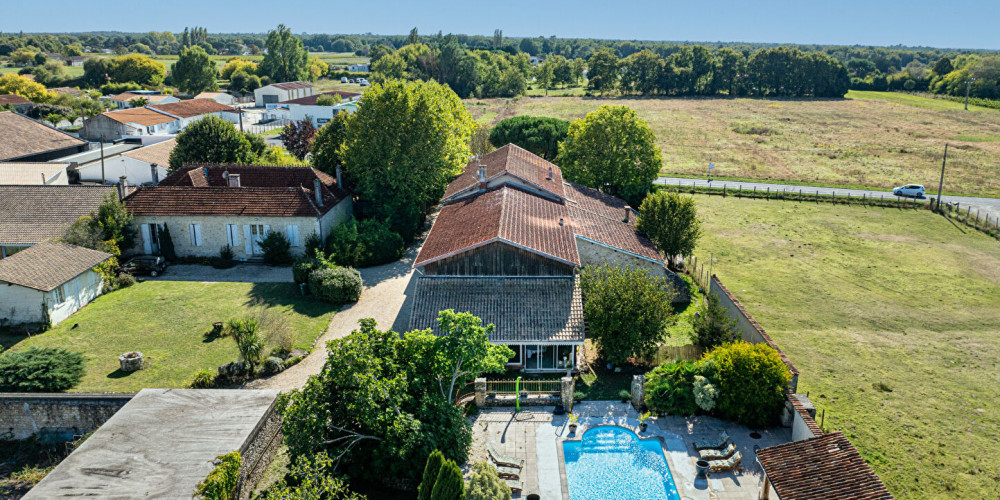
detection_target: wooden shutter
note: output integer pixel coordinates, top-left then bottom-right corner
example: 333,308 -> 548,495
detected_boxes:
141,224 -> 152,254
243,225 -> 252,255
286,225 -> 299,246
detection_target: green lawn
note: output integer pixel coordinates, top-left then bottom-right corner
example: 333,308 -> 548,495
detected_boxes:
691,194 -> 1000,499
0,281 -> 335,393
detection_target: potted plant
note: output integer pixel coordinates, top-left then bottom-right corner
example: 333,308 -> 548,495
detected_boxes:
696,460 -> 710,478
568,413 -> 579,433
638,411 -> 652,432
619,389 -> 631,404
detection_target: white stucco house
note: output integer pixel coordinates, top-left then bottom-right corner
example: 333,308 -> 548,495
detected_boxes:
0,241 -> 111,326
348,63 -> 370,72
79,100 -> 239,141
262,91 -> 361,127
123,165 -> 352,260
254,81 -> 315,107
108,91 -> 180,109
75,139 -> 174,186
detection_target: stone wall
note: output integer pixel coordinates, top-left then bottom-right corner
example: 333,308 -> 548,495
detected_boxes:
235,398 -> 283,500
576,238 -> 689,303
709,276 -> 799,392
0,393 -> 133,441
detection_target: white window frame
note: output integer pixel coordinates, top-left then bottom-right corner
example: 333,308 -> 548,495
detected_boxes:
53,285 -> 66,304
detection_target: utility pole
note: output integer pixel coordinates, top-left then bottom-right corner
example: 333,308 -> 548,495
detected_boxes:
935,143 -> 948,211
238,108 -> 244,133
99,134 -> 106,184
964,77 -> 976,110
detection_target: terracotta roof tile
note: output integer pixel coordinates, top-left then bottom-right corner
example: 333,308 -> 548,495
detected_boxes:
415,186 -> 580,267
0,111 -> 87,161
0,94 -> 30,105
565,181 -> 662,263
109,92 -> 174,104
443,144 -> 565,200
149,99 -> 236,118
100,108 -> 176,126
408,276 -> 585,343
0,185 -> 116,244
127,165 -> 348,217
757,432 -> 893,500
0,241 -> 111,292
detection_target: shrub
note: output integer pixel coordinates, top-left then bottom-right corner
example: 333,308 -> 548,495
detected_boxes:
262,356 -> 286,375
693,374 -> 718,411
903,79 -> 916,91
579,264 -> 676,365
292,249 -> 335,285
465,461 -> 512,500
0,347 -> 85,392
304,232 -> 323,254
218,361 -> 250,380
189,369 -> 217,388
326,218 -> 405,268
430,459 -> 464,500
644,360 -> 699,416
418,450 -> 445,500
690,293 -> 740,348
702,342 -> 792,428
260,231 -> 293,266
730,120 -> 776,135
308,266 -> 363,304
116,272 -> 136,289
195,451 -> 241,500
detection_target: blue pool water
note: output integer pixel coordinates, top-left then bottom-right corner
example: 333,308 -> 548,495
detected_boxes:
563,426 -> 681,500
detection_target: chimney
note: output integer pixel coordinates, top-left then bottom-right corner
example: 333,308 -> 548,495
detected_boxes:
558,218 -> 564,226
314,178 -> 323,207
478,164 -> 488,190
547,166 -> 553,180
623,205 -> 631,223
335,165 -> 342,187
228,174 -> 241,187
118,176 -> 128,201
150,164 -> 159,185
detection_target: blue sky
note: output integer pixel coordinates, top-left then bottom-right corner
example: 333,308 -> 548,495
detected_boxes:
3,0 -> 999,50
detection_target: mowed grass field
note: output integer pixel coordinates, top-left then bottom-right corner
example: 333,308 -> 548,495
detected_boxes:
466,92 -> 1000,197
690,194 -> 1000,499
0,281 -> 335,393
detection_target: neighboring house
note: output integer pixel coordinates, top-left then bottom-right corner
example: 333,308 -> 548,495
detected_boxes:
48,87 -> 83,96
348,63 -> 370,72
0,185 -> 117,259
0,162 -> 70,185
123,165 -> 351,260
66,56 -> 87,66
254,81 -> 315,107
0,111 -> 89,162
0,241 -> 111,326
0,94 -> 32,113
264,92 -> 360,127
409,144 -> 678,372
194,91 -> 237,106
109,91 -> 180,109
80,100 -> 239,141
75,139 -> 174,185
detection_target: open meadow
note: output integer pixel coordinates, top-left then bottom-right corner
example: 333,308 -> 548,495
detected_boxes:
467,92 -> 1000,197
689,193 -> 1000,499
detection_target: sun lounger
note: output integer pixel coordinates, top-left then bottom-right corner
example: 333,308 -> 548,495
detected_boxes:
488,441 -> 524,468
490,464 -> 521,479
693,430 -> 730,450
708,450 -> 742,472
505,478 -> 523,493
699,442 -> 736,460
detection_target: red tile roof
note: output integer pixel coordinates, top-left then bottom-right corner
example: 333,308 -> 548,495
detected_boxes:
564,181 -> 662,263
279,90 -> 361,105
100,107 -> 176,126
415,186 -> 580,268
127,165 -> 348,217
443,144 -> 565,201
757,432 -> 893,500
109,92 -> 175,104
149,99 -> 236,118
0,94 -> 31,105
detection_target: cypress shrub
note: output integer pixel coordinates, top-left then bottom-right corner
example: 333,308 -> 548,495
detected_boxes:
417,450 -> 445,500
430,459 -> 464,500
0,347 -> 85,392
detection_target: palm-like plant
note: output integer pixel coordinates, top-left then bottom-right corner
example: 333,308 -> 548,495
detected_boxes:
237,329 -> 266,370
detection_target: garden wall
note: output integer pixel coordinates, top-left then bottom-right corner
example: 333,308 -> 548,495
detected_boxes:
0,393 -> 133,441
708,275 -> 799,392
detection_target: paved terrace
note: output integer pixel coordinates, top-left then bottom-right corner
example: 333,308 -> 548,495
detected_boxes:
469,401 -> 791,500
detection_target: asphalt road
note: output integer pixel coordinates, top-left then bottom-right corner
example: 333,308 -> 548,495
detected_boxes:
655,176 -> 1000,224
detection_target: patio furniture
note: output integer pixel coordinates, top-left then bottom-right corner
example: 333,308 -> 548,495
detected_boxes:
506,478 -> 523,493
491,463 -> 521,479
708,450 -> 742,472
488,441 -> 525,468
693,430 -> 730,450
699,442 -> 737,460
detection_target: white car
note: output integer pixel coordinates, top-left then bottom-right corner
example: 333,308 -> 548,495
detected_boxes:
893,184 -> 925,198
340,77 -> 348,83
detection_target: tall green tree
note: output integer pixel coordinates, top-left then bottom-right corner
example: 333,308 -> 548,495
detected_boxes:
587,48 -> 619,94
636,190 -> 702,268
691,293 -> 740,348
621,49 -> 662,95
259,24 -> 308,82
340,79 -> 475,241
488,115 -> 569,161
417,450 -> 445,500
430,460 -> 464,500
428,310 -> 514,404
172,45 -> 218,95
311,111 -> 351,176
168,115 -> 255,171
579,264 -> 676,365
556,105 -> 662,206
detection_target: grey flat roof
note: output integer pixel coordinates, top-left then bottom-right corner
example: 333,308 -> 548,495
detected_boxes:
25,388 -> 279,499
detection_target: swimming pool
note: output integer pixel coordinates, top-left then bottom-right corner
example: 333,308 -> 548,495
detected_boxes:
563,426 -> 681,500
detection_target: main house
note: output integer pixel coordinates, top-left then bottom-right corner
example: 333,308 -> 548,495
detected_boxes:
408,144 -> 676,372
123,165 -> 351,260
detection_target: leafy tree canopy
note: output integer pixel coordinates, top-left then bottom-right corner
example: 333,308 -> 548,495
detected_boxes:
487,116 -> 569,161
168,115 -> 255,171
259,24 -> 309,83
172,45 -> 218,95
636,190 -> 702,267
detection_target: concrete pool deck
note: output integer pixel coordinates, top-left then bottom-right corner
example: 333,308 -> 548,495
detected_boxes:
469,401 -> 791,500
